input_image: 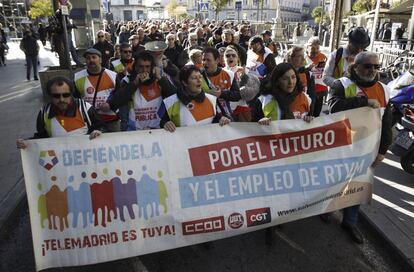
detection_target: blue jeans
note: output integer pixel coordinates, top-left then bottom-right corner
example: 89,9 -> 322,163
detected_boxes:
342,205 -> 360,226
26,54 -> 38,79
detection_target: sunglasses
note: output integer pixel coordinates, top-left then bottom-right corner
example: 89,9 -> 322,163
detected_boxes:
362,63 -> 381,70
98,35 -> 104,38
122,50 -> 132,53
51,93 -> 71,99
225,54 -> 236,58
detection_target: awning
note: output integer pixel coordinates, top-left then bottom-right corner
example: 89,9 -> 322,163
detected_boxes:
387,0 -> 413,15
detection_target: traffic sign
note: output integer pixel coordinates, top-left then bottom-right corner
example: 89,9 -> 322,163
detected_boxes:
235,1 -> 242,11
199,2 -> 209,11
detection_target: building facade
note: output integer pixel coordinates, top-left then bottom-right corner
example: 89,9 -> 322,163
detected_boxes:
186,0 -> 277,21
110,0 -> 146,21
186,0 -> 312,23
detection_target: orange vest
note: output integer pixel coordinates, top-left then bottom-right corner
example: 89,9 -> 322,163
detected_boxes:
290,92 -> 310,119
359,83 -> 387,108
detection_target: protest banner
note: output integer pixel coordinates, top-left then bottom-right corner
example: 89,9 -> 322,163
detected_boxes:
20,107 -> 381,271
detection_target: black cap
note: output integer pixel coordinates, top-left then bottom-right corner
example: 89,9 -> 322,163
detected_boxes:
348,27 -> 370,49
83,48 -> 102,58
261,30 -> 272,36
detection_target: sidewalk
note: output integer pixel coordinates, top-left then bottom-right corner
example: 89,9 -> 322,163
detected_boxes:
0,41 -> 58,230
360,151 -> 414,269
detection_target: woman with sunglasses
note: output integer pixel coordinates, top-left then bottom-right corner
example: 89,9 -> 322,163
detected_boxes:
327,51 -> 392,244
224,46 -> 260,122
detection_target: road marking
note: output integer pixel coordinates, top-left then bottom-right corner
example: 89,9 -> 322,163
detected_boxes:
374,176 -> 414,197
373,194 -> 414,217
274,229 -> 306,254
0,86 -> 39,103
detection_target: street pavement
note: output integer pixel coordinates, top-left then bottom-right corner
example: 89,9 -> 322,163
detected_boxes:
0,41 -> 58,230
0,41 -> 413,271
361,151 -> 414,269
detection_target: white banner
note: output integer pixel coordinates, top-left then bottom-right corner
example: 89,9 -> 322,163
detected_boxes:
21,107 -> 381,271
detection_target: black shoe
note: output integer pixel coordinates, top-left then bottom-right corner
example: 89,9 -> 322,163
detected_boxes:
265,227 -> 274,246
34,77 -> 39,80
341,223 -> 363,244
319,213 -> 331,224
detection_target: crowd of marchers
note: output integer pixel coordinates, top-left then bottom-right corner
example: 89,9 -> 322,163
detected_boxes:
15,17 -> 392,246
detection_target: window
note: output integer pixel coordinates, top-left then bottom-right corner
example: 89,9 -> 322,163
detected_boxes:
124,10 -> 132,20
124,0 -> 129,4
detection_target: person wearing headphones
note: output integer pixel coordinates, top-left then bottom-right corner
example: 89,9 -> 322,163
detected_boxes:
16,76 -> 104,149
323,27 -> 370,89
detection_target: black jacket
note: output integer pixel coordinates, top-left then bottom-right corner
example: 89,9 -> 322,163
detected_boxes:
108,76 -> 177,111
165,43 -> 184,68
20,34 -> 39,56
328,78 -> 392,155
93,40 -> 115,69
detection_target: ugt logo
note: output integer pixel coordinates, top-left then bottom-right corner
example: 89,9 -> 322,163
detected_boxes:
38,150 -> 59,170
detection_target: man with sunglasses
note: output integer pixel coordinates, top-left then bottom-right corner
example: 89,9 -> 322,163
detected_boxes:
93,30 -> 114,69
327,51 -> 392,244
110,43 -> 135,76
109,43 -> 135,131
16,76 -> 104,149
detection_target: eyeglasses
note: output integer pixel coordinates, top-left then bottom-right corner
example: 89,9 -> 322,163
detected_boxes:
362,63 -> 381,70
225,54 -> 236,58
51,93 -> 71,99
122,50 -> 132,53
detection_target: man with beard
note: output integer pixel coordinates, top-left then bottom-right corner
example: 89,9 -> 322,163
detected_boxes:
145,41 -> 180,88
93,30 -> 114,68
108,51 -> 176,130
323,27 -> 370,88
215,29 -> 247,66
328,51 -> 392,244
74,48 -> 120,132
16,76 -> 104,148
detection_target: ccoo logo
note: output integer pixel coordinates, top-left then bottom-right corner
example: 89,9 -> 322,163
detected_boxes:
228,212 -> 244,229
246,207 -> 271,227
38,150 -> 59,170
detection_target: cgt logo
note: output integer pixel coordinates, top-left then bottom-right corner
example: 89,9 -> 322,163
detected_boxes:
228,213 -> 244,229
38,150 -> 59,171
246,207 -> 271,227
182,216 -> 225,235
